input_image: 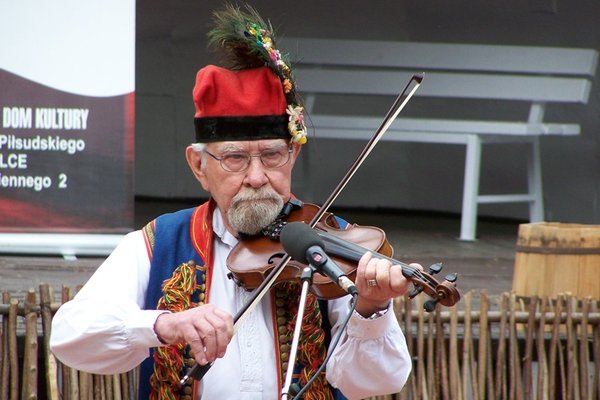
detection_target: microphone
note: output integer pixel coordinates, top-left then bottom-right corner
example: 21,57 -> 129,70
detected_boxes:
280,222 -> 358,296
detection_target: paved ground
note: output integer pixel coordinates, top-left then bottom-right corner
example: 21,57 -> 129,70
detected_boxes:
0,199 -> 520,304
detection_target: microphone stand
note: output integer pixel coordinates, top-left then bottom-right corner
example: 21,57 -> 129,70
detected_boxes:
281,266 -> 315,399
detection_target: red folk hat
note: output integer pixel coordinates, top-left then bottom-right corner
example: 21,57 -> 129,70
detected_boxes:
192,5 -> 307,145
193,65 -> 290,143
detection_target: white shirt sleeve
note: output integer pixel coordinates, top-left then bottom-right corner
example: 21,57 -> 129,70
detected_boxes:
325,297 -> 412,400
50,230 -> 164,374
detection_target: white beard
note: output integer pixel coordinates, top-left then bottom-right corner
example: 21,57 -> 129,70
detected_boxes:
227,186 -> 284,235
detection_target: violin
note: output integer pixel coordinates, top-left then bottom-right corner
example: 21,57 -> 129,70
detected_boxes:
227,201 -> 461,309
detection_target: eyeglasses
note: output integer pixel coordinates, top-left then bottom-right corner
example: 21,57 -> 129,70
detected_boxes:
204,145 -> 293,172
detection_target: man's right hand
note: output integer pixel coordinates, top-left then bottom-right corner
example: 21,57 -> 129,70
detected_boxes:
153,304 -> 234,366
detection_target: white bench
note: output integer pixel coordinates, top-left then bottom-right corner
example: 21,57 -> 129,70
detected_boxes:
280,38 -> 598,240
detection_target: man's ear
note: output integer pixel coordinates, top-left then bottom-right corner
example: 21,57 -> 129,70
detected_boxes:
185,146 -> 209,191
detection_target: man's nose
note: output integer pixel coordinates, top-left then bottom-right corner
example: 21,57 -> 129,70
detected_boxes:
244,157 -> 269,186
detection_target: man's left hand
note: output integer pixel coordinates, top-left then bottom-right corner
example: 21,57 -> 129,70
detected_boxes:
353,252 -> 421,318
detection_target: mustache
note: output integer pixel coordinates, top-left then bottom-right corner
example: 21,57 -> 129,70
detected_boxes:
230,186 -> 281,205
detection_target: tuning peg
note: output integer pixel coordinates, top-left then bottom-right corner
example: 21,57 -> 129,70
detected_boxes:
444,273 -> 458,283
423,299 -> 438,312
428,262 -> 443,275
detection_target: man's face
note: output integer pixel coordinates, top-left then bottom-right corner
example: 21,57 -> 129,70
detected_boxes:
187,138 -> 300,236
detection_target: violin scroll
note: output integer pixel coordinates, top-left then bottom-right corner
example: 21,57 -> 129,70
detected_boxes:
402,261 -> 460,311
406,263 -> 460,311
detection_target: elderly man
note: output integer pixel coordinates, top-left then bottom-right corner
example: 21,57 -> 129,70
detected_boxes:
50,5 -> 413,400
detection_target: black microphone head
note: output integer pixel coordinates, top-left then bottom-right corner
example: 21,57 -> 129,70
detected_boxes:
280,222 -> 325,262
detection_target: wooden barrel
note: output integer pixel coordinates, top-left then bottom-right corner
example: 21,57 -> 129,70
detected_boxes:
512,222 -> 600,298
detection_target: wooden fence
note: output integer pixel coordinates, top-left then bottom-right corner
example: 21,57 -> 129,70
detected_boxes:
393,291 -> 599,400
1,285 -> 598,399
0,285 -> 137,400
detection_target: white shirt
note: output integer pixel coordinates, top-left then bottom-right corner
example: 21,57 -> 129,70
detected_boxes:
50,208 -> 411,400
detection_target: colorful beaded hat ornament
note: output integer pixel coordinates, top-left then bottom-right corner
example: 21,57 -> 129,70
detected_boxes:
193,4 -> 307,144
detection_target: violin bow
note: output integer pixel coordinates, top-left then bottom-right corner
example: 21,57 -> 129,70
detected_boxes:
181,73 -> 424,384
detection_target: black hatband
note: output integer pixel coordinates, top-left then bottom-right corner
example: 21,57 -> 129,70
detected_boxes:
194,115 -> 289,142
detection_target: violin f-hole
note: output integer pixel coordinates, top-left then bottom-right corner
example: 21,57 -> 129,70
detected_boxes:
268,252 -> 287,265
